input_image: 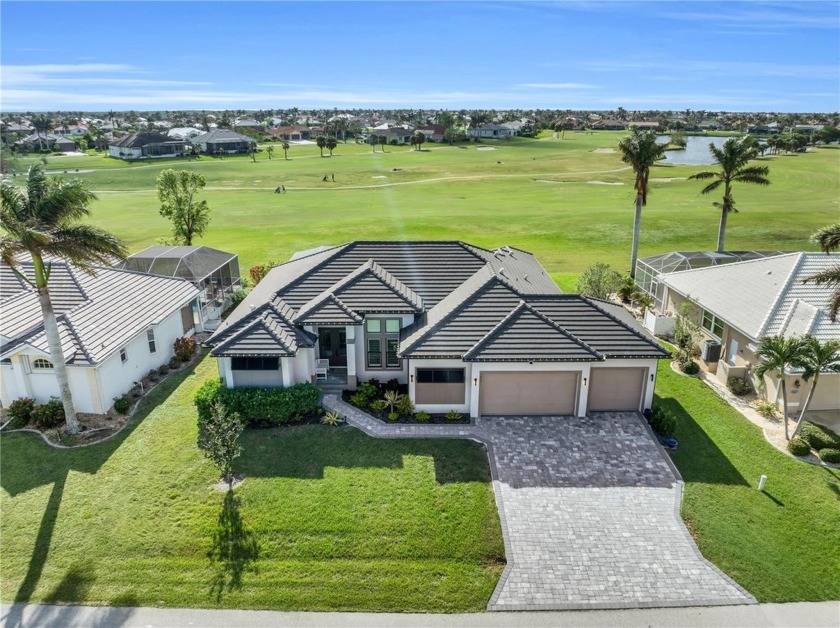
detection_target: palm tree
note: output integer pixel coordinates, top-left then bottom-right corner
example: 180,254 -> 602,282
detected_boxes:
755,335 -> 807,440
790,337 -> 840,438
32,115 -> 53,151
617,129 -> 669,279
689,138 -> 770,253
803,223 -> 840,321
0,164 -> 127,433
378,135 -> 387,153
412,131 -> 426,151
369,134 -> 377,153
266,145 -> 274,160
281,140 -> 289,160
316,135 -> 327,157
326,136 -> 337,156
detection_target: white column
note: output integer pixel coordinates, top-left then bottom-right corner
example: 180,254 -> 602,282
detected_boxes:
577,364 -> 592,417
219,357 -> 234,388
346,325 -> 357,386
280,358 -> 293,387
470,365 -> 481,418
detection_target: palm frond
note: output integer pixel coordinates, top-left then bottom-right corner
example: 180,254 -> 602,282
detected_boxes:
688,171 -> 716,181
47,225 -> 128,273
809,223 -> 840,253
35,181 -> 96,227
700,180 -> 723,195
802,265 -> 840,287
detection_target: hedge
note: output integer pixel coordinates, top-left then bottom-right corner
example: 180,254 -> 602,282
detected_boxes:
797,422 -> 840,451
194,379 -> 321,428
817,448 -> 840,464
787,437 -> 811,457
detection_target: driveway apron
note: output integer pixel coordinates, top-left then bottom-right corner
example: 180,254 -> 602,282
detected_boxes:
322,396 -> 754,611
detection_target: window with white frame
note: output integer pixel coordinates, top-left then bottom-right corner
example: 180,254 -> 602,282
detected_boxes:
365,318 -> 401,369
147,329 -> 157,354
120,348 -> 128,363
701,310 -> 724,338
32,358 -> 53,370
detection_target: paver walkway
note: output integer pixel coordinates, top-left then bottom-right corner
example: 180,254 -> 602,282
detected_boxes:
323,395 -> 754,611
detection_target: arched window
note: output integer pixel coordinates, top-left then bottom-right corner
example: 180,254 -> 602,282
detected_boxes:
32,358 -> 53,370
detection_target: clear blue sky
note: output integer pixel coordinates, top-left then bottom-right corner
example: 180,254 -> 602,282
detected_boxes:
2,1 -> 838,112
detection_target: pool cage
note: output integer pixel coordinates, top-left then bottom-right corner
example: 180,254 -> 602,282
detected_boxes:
120,246 -> 241,325
635,251 -> 789,313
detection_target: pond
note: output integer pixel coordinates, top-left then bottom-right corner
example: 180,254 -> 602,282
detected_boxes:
657,135 -> 729,166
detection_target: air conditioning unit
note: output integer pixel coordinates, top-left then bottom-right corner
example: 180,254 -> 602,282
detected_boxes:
702,339 -> 722,363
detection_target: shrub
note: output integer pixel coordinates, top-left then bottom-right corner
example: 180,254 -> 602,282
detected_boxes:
754,400 -> 779,419
787,437 -> 811,457
387,411 -> 400,422
158,364 -> 170,376
648,406 -> 677,436
396,394 -> 414,416
229,289 -> 247,309
194,379 -> 321,428
349,392 -> 370,410
727,376 -> 752,396
414,410 -> 430,422
383,390 -> 403,413
385,378 -> 400,391
680,360 -> 699,375
445,409 -> 463,421
370,399 -> 387,415
173,336 -> 198,362
817,448 -> 840,464
147,370 -> 159,382
798,422 -> 840,451
7,397 -> 35,428
616,276 -> 636,303
169,356 -> 182,369
320,411 -> 342,426
576,262 -> 622,300
30,398 -> 65,430
113,395 -> 132,415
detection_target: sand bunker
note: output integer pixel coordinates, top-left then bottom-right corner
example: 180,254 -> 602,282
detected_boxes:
587,181 -> 623,185
650,177 -> 686,182
592,148 -> 615,154
476,146 -> 497,151
535,179 -> 564,184
372,175 -> 387,179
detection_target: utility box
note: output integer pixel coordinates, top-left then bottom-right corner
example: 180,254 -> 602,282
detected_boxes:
702,339 -> 722,363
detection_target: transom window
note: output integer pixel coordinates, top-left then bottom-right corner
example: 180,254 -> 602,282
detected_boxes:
701,310 -> 724,339
32,358 -> 53,370
366,318 -> 401,369
147,329 -> 157,354
416,368 -> 465,384
231,357 -> 279,371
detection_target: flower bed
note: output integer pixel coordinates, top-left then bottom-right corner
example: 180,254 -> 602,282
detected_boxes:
342,379 -> 470,424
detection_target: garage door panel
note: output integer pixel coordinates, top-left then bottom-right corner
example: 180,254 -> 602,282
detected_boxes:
588,367 -> 645,412
480,371 -> 578,416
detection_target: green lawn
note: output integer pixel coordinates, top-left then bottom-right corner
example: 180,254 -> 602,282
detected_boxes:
16,135 -> 839,292
0,356 -> 504,612
657,362 -> 840,602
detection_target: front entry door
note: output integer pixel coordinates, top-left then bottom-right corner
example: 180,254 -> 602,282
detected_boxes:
318,328 -> 347,367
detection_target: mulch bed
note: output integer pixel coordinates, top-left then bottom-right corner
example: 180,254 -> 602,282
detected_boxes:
340,391 -> 470,425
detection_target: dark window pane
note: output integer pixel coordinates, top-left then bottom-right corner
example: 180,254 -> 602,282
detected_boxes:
416,368 -> 465,384
386,339 -> 400,367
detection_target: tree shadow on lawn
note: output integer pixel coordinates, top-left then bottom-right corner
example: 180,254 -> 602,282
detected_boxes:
0,357 -> 203,613
236,426 -> 491,485
208,489 -> 260,602
655,395 -> 748,487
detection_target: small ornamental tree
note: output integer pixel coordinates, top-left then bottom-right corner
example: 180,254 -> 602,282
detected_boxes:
576,262 -> 622,300
156,169 -> 211,245
198,401 -> 244,488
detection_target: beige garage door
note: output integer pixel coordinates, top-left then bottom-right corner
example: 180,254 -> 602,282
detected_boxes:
480,371 -> 579,416
588,367 -> 646,412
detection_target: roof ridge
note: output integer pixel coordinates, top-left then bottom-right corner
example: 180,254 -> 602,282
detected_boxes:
664,251 -> 800,277
329,293 -> 364,322
57,312 -> 94,365
757,252 -> 804,338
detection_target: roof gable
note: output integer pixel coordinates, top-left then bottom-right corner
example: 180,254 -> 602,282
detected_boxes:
296,294 -> 363,326
464,301 -> 602,362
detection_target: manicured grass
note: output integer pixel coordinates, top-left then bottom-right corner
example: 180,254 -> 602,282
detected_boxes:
17,134 -> 839,292
656,363 -> 840,602
0,356 -> 504,611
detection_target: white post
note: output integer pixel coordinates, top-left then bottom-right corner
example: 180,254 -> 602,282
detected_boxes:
758,475 -> 767,491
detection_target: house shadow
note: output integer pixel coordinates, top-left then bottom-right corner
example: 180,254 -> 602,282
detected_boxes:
207,489 -> 260,601
236,426 -> 490,485
654,394 -> 749,486
0,357 -> 202,613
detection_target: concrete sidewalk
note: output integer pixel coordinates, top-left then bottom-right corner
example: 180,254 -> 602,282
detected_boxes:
2,601 -> 838,628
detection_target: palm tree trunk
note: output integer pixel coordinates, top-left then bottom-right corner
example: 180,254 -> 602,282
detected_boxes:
780,377 -> 790,440
629,194 -> 643,279
33,263 -> 80,433
791,375 -> 819,439
717,205 -> 729,253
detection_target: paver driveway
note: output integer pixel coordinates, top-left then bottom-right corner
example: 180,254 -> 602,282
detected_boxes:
323,396 -> 754,611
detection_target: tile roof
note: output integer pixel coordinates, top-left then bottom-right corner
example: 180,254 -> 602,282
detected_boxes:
208,241 -> 664,363
0,259 -> 200,365
661,252 -> 840,341
209,300 -> 315,357
191,129 -> 253,144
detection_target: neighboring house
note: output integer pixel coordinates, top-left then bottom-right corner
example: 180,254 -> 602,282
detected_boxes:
118,246 -> 241,331
108,132 -> 190,160
191,129 -> 254,154
591,119 -> 627,131
697,119 -> 723,131
266,125 -> 309,141
167,127 -> 205,140
0,257 -> 200,414
658,252 -> 840,416
16,133 -> 76,152
418,125 -> 446,142
373,128 -> 413,145
467,123 -> 514,139
234,119 -> 263,131
627,121 -> 662,131
206,241 -> 669,418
